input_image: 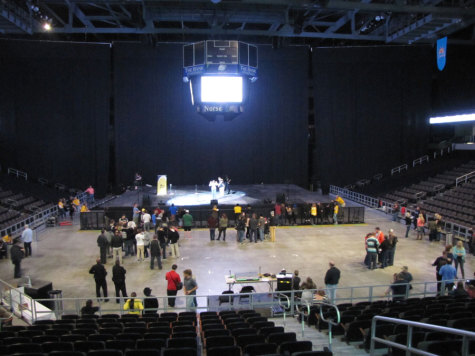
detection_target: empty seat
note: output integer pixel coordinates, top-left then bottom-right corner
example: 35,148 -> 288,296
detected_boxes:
87,350 -> 123,356
88,334 -> 114,342
18,330 -> 44,338
203,329 -> 231,339
105,339 -> 136,351
257,326 -> 284,337
32,335 -> 60,343
136,338 -> 166,350
3,336 -> 31,345
115,333 -> 142,341
49,351 -> 86,356
207,345 -> 240,356
166,337 -> 197,349
231,328 -> 257,337
61,334 -> 87,342
41,341 -> 74,352
236,334 -> 266,348
125,350 -> 160,356
243,342 -> 278,356
160,347 -> 197,356
74,340 -> 105,352
279,341 -> 313,355
7,342 -> 43,354
267,332 -> 297,345
205,335 -> 235,350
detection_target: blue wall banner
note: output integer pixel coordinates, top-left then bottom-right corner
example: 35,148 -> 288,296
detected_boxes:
437,37 -> 447,71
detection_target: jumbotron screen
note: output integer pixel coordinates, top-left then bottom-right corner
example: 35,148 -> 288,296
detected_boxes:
200,76 -> 243,103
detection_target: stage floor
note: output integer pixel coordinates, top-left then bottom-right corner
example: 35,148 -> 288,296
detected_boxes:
102,184 -> 336,207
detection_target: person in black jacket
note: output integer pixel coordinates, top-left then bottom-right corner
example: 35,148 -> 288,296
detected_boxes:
112,259 -> 127,304
110,230 -> 123,265
89,258 -> 109,301
81,299 -> 99,316
97,229 -> 109,264
150,234 -> 162,270
324,261 -> 340,303
157,224 -> 168,260
10,243 -> 24,278
143,287 -> 159,315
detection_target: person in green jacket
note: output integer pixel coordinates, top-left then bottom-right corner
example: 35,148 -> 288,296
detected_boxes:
182,210 -> 193,238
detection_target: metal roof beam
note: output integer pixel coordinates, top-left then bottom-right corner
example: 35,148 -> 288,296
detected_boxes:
0,1 -> 35,34
64,0 -> 94,29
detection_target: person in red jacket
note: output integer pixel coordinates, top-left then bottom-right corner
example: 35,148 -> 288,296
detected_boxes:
165,264 -> 181,307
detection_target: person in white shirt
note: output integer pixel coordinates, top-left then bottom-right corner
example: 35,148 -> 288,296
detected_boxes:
142,210 -> 152,231
135,229 -> 145,262
21,225 -> 33,257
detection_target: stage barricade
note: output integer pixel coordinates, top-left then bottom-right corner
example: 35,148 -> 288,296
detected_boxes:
80,206 -> 364,230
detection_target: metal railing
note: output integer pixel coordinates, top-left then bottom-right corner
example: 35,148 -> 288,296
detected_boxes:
7,168 -> 27,181
370,316 -> 475,356
391,163 -> 408,176
456,170 -> 475,186
0,204 -> 57,239
1,276 -> 457,325
413,155 -> 429,167
330,185 -> 472,239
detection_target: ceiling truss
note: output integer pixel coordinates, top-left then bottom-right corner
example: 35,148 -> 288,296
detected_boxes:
0,0 -> 474,45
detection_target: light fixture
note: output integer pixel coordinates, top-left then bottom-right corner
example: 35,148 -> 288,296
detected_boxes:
429,113 -> 475,124
43,21 -> 52,31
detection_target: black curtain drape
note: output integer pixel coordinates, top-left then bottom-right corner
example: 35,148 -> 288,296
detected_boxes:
0,40 -> 110,195
312,45 -> 432,188
113,42 -> 308,187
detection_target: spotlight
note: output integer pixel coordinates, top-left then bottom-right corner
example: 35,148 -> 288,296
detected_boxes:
43,22 -> 52,31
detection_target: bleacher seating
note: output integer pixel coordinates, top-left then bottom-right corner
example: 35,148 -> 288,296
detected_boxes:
0,310 -> 334,356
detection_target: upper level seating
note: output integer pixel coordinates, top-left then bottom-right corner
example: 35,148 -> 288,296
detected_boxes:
381,160 -> 475,205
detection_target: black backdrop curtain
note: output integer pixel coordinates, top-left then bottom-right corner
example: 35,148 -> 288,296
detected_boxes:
113,42 -> 308,187
312,45 -> 432,188
0,40 -> 110,195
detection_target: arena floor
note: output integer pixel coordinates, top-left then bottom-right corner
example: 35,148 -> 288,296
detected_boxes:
0,207 -> 473,314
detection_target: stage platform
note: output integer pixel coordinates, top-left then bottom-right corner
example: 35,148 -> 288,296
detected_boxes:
101,184 -> 337,208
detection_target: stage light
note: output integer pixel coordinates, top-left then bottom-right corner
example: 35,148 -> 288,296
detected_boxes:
43,22 -> 52,31
429,113 -> 475,124
201,76 -> 243,103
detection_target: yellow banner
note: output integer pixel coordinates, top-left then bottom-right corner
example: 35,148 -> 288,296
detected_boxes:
157,175 -> 167,195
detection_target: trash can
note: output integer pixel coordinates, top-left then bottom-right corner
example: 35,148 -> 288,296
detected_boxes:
270,226 -> 276,242
48,290 -> 63,318
445,233 -> 453,247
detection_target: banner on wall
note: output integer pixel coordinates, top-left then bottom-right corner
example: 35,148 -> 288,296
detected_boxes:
437,37 -> 447,71
157,175 -> 167,195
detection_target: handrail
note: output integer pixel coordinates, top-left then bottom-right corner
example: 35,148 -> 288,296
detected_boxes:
370,316 -> 475,356
7,168 -> 27,181
413,155 -> 429,167
391,163 -> 408,176
456,170 -> 475,186
0,204 -> 57,239
318,302 -> 340,353
276,292 -> 290,327
295,298 -> 311,338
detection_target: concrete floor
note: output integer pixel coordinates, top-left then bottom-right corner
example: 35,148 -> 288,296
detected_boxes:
1,207 -> 473,315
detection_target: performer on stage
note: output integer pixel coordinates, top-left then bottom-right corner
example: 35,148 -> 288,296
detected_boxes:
209,179 -> 218,199
134,172 -> 142,190
218,177 -> 225,197
224,175 -> 231,194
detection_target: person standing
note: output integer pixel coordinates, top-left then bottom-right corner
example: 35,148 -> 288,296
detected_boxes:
21,224 -> 33,257
150,234 -> 162,270
169,227 -> 180,258
236,213 -> 246,244
112,260 -> 127,304
142,209 -> 152,231
385,273 -> 408,302
124,225 -> 135,257
379,235 -> 390,269
135,229 -> 145,262
123,292 -> 144,314
234,204 -> 242,222
324,261 -> 340,303
453,240 -> 466,279
333,203 -> 339,225
432,251 -> 448,295
258,214 -> 266,242
183,269 -> 198,310
400,266 -> 413,291
392,202 -> 399,222
169,204 -> 178,218
416,214 -> 425,240
310,203 -> 317,225
387,229 -> 398,266
365,233 -> 379,270
292,270 -> 301,291
97,229 -> 109,264
335,195 -> 346,208
439,259 -> 457,295
110,230 -> 123,265
132,204 -> 140,226
224,175 -> 231,194
249,213 -> 259,243
404,213 -> 412,238
182,210 -> 193,238
217,213 -> 228,241
89,258 -> 108,302
208,213 -> 218,241
158,224 -> 168,260
10,243 -> 24,278
166,264 -> 181,307
85,185 -> 95,205
143,287 -> 159,315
